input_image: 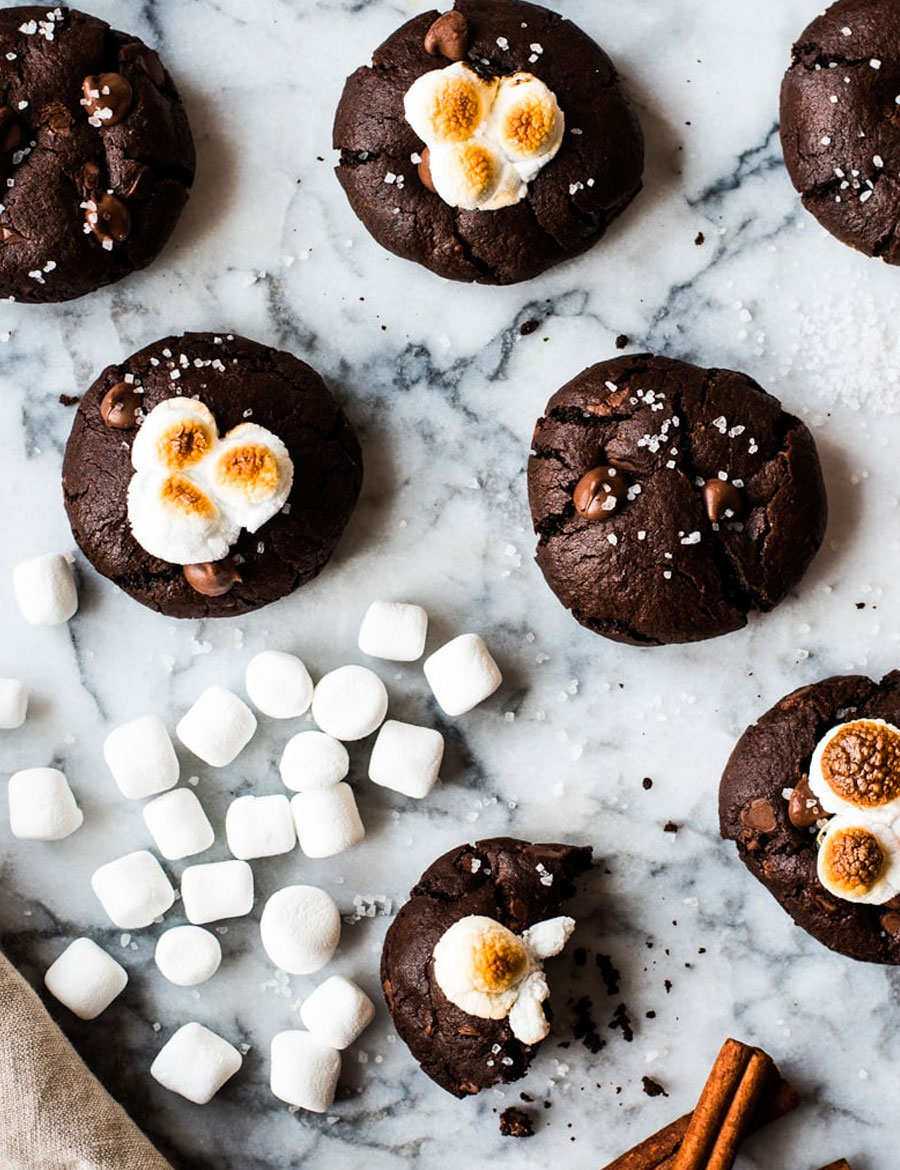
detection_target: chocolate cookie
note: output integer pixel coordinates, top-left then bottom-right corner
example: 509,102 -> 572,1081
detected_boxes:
333,0 -> 643,284
0,6 -> 194,303
527,354 -> 827,646
780,0 -> 900,262
62,333 -> 363,619
720,672 -> 900,965
381,837 -> 592,1097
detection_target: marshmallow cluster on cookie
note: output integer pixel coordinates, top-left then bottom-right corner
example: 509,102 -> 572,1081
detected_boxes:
127,397 -> 293,565
404,62 -> 564,211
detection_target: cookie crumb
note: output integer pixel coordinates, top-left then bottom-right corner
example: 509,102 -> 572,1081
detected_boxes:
520,319 -> 540,336
642,1075 -> 668,1097
663,821 -> 679,834
499,1107 -> 534,1138
615,333 -> 629,349
694,231 -> 705,245
58,393 -> 80,406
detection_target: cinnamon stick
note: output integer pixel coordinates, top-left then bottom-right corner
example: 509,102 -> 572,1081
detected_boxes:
672,1039 -> 755,1170
701,1049 -> 771,1170
815,1163 -> 851,1170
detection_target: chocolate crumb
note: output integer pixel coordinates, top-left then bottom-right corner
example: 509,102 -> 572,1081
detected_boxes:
856,602 -> 865,609
520,319 -> 540,335
642,776 -> 653,790
664,979 -> 673,994
615,333 -> 629,349
519,1092 -> 533,1103
596,953 -> 621,996
500,1107 -> 534,1138
609,1003 -> 634,1042
571,995 -> 606,1055
694,232 -> 705,245
645,1010 -> 656,1018
663,821 -> 679,833
573,946 -> 587,967
59,393 -> 81,407
642,1076 -> 668,1098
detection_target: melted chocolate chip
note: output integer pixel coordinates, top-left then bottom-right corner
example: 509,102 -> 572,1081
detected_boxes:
0,107 -> 22,153
87,193 -> 131,246
573,466 -> 629,520
82,72 -> 133,126
417,146 -> 435,193
740,798 -> 778,834
424,11 -> 469,60
788,774 -> 826,829
99,382 -> 142,429
702,479 -> 745,524
183,559 -> 242,597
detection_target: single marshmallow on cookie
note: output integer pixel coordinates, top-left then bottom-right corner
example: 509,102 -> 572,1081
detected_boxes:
91,850 -> 175,930
424,633 -> 502,716
208,423 -> 294,534
0,678 -> 27,730
245,650 -> 313,719
368,720 -> 444,799
808,719 -> 900,823
260,885 -> 341,974
279,731 -> 349,792
8,767 -> 83,840
176,686 -> 257,767
127,470 -> 239,565
181,859 -> 254,925
44,938 -> 128,1020
404,62 -> 495,145
291,783 -> 365,859
432,913 -> 575,1045
154,925 -> 222,987
270,1030 -> 341,1113
299,975 -> 375,1050
427,140 -> 524,211
151,1022 -> 242,1105
131,397 -> 217,474
103,715 -> 180,799
226,793 -> 296,860
13,553 -> 78,626
142,788 -> 215,861
311,666 -> 388,741
488,73 -> 564,180
358,601 -> 429,662
816,816 -> 900,905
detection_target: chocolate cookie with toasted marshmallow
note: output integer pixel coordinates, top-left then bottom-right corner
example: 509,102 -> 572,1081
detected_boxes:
333,0 -> 643,284
720,672 -> 900,964
381,837 -> 591,1096
62,333 -> 362,619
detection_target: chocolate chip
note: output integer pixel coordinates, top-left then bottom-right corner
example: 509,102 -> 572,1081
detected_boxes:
77,161 -> 102,197
417,146 -> 436,193
788,774 -> 826,829
881,910 -> 900,936
702,478 -> 745,524
99,382 -> 142,429
0,226 -> 24,246
82,72 -> 133,126
183,559 -> 243,597
424,11 -> 469,60
740,798 -> 778,834
0,107 -> 22,153
573,466 -> 629,520
86,193 -> 131,246
137,50 -> 166,87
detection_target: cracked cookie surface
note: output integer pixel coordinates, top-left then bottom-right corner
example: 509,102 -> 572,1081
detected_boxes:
0,6 -> 195,303
62,332 -> 363,619
332,0 -> 643,285
780,0 -> 900,262
381,837 -> 591,1096
720,672 -> 900,965
527,354 -> 827,646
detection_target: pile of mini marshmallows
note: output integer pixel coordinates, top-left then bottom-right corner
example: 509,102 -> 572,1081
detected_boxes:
5,577 -> 503,1112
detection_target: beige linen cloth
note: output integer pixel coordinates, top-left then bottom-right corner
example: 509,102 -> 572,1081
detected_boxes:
0,949 -> 175,1170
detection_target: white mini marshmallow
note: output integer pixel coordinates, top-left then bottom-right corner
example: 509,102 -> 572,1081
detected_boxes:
13,553 -> 77,626
423,633 -> 502,716
0,678 -> 27,729
154,925 -> 222,987
291,784 -> 365,859
44,938 -> 128,1020
181,859 -> 254,925
299,976 -> 375,1050
103,715 -> 180,800
358,601 -> 429,662
279,731 -> 349,792
226,794 -> 295,860
91,850 -> 174,929
311,666 -> 388,741
368,720 -> 444,799
270,1030 -> 341,1113
151,1022 -> 242,1105
8,767 -> 83,840
259,885 -> 340,974
245,650 -> 314,719
142,788 -> 215,861
176,686 -> 257,767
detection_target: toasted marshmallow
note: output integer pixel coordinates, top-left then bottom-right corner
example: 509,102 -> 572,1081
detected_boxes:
404,62 -> 494,145
131,398 -> 217,474
809,719 -> 900,823
490,73 -> 564,177
127,470 -> 239,565
209,423 -> 294,534
428,140 -> 524,211
432,913 -> 574,1043
817,817 -> 900,904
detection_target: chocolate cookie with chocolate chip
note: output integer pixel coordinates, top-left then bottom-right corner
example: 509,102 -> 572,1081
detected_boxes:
527,354 -> 828,646
720,672 -> 900,964
62,333 -> 363,619
0,6 -> 194,303
381,837 -> 592,1097
781,0 -> 900,262
333,0 -> 643,284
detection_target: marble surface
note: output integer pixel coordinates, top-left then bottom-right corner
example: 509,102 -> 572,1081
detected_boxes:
2,0 -> 900,1166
